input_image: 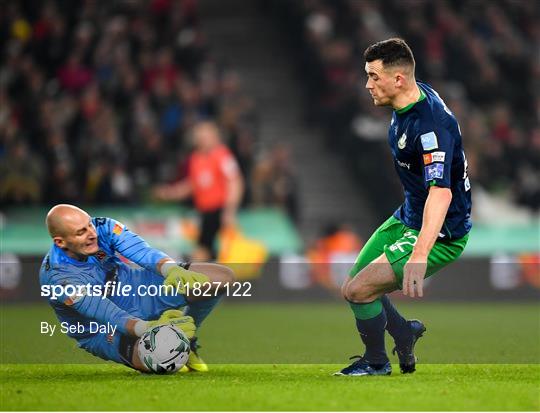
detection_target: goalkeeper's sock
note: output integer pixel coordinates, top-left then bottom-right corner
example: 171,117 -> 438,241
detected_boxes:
350,300 -> 388,364
381,295 -> 409,347
183,295 -> 223,327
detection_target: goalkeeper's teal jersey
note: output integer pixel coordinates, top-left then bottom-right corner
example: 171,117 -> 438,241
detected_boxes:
39,217 -> 169,339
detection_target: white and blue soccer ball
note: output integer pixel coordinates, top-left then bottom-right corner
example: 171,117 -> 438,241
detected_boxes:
138,324 -> 190,374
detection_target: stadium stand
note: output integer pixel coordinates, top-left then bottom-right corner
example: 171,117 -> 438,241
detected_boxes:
1,0 -> 538,238
267,0 -> 539,219
0,0 -> 270,213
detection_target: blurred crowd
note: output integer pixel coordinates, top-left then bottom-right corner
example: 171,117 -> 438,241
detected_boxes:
2,0 -> 538,225
0,0 -> 298,222
270,0 -> 540,213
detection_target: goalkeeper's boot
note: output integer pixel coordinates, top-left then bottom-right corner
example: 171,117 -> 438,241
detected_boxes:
334,356 -> 392,376
392,319 -> 426,374
186,338 -> 208,372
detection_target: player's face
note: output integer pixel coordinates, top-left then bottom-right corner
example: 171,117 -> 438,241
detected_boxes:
193,124 -> 219,152
364,60 -> 396,106
56,216 -> 99,258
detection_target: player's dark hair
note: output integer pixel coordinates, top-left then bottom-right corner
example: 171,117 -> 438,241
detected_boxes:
364,38 -> 415,70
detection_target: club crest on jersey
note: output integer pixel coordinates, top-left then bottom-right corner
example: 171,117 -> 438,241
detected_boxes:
421,132 -> 438,150
398,133 -> 407,149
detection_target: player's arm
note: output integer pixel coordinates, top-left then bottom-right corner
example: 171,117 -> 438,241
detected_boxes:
153,179 -> 193,201
413,186 -> 452,257
220,150 -> 244,227
104,216 -> 210,287
49,271 -> 195,338
405,128 -> 455,297
97,217 -> 170,272
69,295 -> 194,338
404,186 -> 452,296
222,168 -> 244,227
126,311 -> 195,339
97,217 -> 210,293
157,258 -> 210,295
48,271 -> 143,336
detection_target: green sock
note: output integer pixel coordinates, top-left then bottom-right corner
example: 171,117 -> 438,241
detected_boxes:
349,299 -> 388,364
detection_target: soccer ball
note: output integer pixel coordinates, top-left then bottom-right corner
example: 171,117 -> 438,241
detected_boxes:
138,324 -> 190,374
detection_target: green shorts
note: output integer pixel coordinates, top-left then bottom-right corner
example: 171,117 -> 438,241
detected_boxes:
349,216 -> 468,288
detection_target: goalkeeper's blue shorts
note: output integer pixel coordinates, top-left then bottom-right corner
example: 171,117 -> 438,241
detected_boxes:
77,266 -> 188,365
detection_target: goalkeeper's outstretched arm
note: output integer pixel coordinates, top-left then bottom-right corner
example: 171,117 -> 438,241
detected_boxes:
157,259 -> 236,301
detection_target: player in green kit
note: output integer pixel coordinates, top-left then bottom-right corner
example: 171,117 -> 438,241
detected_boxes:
335,39 -> 472,376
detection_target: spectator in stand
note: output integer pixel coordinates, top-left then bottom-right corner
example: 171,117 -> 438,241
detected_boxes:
57,52 -> 93,93
0,140 -> 45,204
251,143 -> 299,223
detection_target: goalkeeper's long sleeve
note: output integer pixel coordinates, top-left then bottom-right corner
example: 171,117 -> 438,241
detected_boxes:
93,217 -> 169,273
46,267 -> 136,336
70,293 -> 134,335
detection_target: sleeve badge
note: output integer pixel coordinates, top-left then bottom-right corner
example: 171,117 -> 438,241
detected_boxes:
112,223 -> 124,235
420,132 -> 438,150
424,163 -> 444,180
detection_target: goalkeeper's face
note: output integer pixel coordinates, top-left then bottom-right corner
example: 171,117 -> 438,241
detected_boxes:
57,215 -> 99,259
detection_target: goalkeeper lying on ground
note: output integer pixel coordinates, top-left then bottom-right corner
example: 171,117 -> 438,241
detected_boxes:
39,204 -> 235,373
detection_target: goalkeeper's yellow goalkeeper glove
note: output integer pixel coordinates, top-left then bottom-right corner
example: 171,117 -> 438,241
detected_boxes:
163,265 -> 210,295
135,310 -> 196,339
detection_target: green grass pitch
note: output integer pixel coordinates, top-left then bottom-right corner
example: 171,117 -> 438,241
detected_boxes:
1,302 -> 539,410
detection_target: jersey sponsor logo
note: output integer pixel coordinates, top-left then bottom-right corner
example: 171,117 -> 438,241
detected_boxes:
423,151 -> 445,164
112,222 -> 124,235
424,163 -> 444,180
431,151 -> 445,162
398,133 -> 407,149
420,131 -> 438,150
397,159 -> 411,170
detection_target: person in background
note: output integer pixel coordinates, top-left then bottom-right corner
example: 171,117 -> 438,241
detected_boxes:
154,121 -> 244,260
